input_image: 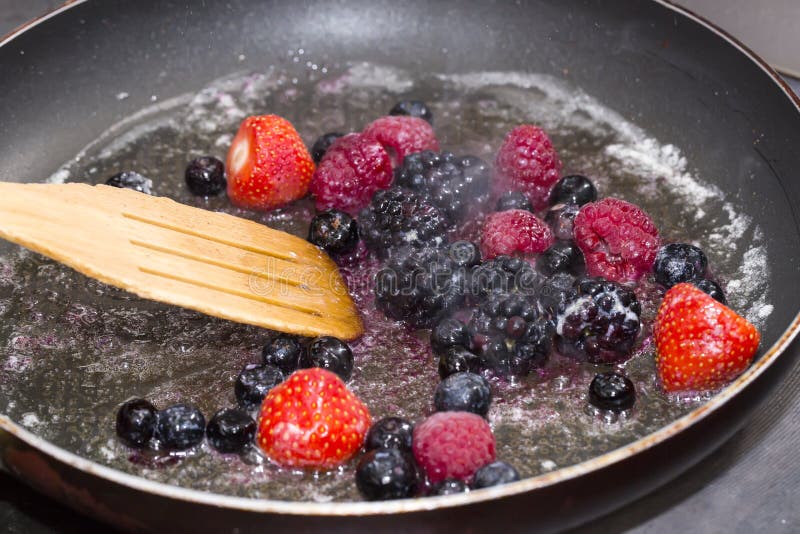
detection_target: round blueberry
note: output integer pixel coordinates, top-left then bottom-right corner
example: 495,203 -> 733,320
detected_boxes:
356,448 -> 419,500
154,403 -> 205,451
471,461 -> 520,489
438,346 -> 482,379
496,191 -> 533,212
549,175 -> 597,206
693,278 -> 727,305
206,408 -> 256,454
538,240 -> 585,276
184,156 -> 226,196
447,241 -> 481,268
300,336 -> 354,381
433,479 -> 469,496
545,202 -> 581,241
389,100 -> 433,123
308,210 -> 359,255
235,364 -> 283,409
434,372 -> 492,416
431,318 -> 471,356
588,371 -> 636,412
115,398 -> 157,448
365,416 -> 414,452
653,243 -> 708,288
106,171 -> 152,195
310,132 -> 344,164
262,334 -> 303,374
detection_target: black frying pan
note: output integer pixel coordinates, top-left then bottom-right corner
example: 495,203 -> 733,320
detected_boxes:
0,0 -> 799,532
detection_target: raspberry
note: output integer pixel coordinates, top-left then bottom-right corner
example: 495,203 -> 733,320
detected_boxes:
572,198 -> 660,284
492,125 -> 562,210
362,116 -> 440,166
309,133 -> 393,215
412,411 -> 495,484
480,209 -> 554,260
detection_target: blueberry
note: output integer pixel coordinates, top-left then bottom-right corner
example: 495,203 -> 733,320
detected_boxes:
471,461 -> 520,489
154,403 -> 205,451
538,240 -> 585,276
496,191 -> 533,212
300,336 -> 354,381
310,132 -> 344,164
588,371 -> 636,412
356,448 -> 419,500
105,171 -> 152,195
308,210 -> 359,255
431,318 -> 471,356
184,156 -> 226,196
549,175 -> 596,206
438,347 -> 482,379
261,334 -> 303,375
653,243 -> 708,288
235,364 -> 283,409
365,416 -> 414,452
206,408 -> 256,454
447,241 -> 481,268
434,372 -> 491,416
544,203 -> 581,241
693,278 -> 727,305
389,100 -> 433,123
433,479 -> 468,496
115,398 -> 157,448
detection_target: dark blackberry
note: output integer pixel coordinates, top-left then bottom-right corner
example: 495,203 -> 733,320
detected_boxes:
468,292 -> 553,376
310,132 -> 344,164
545,202 -> 580,241
308,210 -> 359,255
538,240 -> 585,277
549,175 -> 597,206
375,246 -> 467,328
389,100 -> 434,123
393,151 -> 490,221
106,171 -> 152,195
299,336 -> 354,381
365,417 -> 414,452
653,243 -> 708,288
359,187 -> 448,257
555,278 -> 641,364
234,364 -> 283,409
438,347 -> 482,379
206,408 -> 256,453
184,156 -> 226,196
588,371 -> 636,413
471,461 -> 520,489
115,398 -> 157,448
261,334 -> 303,375
434,372 -> 492,416
496,191 -> 534,212
431,318 -> 471,356
356,448 -> 419,501
469,255 -> 542,300
153,403 -> 205,451
693,278 -> 726,305
447,241 -> 482,268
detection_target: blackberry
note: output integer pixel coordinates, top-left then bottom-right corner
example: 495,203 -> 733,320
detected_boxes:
538,240 -> 585,277
434,372 -> 492,416
365,417 -> 414,452
433,479 -> 468,496
471,461 -> 520,489
206,408 -> 256,453
544,202 -> 580,241
359,187 -> 448,257
394,151 -> 490,221
310,132 -> 344,164
693,278 -> 726,305
300,336 -> 354,381
438,346 -> 482,379
588,371 -> 636,413
653,243 -> 708,288
153,403 -> 205,451
234,364 -> 283,409
308,210 -> 359,255
356,448 -> 419,501
115,398 -> 157,448
375,246 -> 467,328
468,292 -> 554,376
106,171 -> 152,195
549,175 -> 597,206
389,100 -> 434,123
496,191 -> 533,212
469,255 -> 542,300
261,334 -> 303,375
430,318 -> 471,356
184,156 -> 226,196
555,278 -> 641,364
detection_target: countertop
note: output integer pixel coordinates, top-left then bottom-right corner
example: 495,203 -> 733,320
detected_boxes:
1,1 -> 799,533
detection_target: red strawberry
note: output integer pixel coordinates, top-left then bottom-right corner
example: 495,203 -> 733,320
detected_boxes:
654,283 -> 760,393
256,368 -> 371,469
362,115 -> 439,166
480,209 -> 554,260
226,114 -> 315,211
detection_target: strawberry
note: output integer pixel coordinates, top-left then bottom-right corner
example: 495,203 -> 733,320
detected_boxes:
226,114 -> 315,211
654,283 -> 760,393
256,368 -> 371,469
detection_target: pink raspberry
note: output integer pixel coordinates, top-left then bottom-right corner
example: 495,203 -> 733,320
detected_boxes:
362,115 -> 439,166
480,209 -> 554,260
573,197 -> 660,283
309,133 -> 393,215
492,124 -> 562,210
412,411 -> 495,484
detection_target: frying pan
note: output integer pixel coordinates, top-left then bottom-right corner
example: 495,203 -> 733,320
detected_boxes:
1,0 -> 799,531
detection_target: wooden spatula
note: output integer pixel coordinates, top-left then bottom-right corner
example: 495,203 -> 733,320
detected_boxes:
0,182 -> 363,340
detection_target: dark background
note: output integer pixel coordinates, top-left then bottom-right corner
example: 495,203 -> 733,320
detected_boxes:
1,1 -> 799,532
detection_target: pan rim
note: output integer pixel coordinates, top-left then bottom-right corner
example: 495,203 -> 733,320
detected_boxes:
1,0 -> 799,518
